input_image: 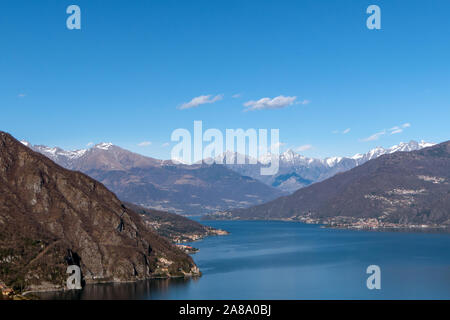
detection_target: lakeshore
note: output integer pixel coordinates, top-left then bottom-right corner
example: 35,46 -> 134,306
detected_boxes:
205,212 -> 449,233
34,220 -> 450,300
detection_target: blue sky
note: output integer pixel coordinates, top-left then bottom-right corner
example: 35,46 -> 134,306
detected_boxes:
1,0 -> 449,159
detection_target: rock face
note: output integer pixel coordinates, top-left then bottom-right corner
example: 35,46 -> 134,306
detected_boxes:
208,141 -> 450,227
0,132 -> 198,292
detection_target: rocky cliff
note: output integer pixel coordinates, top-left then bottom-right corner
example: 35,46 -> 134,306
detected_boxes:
0,132 -> 199,293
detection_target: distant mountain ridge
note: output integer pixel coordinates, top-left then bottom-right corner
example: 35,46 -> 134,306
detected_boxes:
24,141 -> 285,215
215,140 -> 435,192
207,140 -> 450,228
25,142 -> 162,171
24,140 -> 434,214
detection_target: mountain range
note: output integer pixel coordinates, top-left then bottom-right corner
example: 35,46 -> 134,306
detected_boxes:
206,141 -> 450,228
24,140 -> 434,215
25,141 -> 285,215
208,140 -> 435,192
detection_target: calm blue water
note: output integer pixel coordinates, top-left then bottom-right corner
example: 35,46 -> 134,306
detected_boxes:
39,220 -> 450,300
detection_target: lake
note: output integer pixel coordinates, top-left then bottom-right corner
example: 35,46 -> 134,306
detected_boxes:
37,220 -> 450,299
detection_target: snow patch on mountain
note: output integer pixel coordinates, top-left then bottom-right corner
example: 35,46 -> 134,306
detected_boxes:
203,140 -> 435,172
20,140 -> 31,147
351,140 -> 435,165
260,140 -> 436,168
95,142 -> 114,150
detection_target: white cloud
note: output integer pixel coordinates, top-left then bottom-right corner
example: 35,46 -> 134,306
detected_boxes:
388,123 -> 411,135
18,93 -> 26,98
362,123 -> 412,141
179,94 -> 223,110
296,99 -> 311,105
86,142 -> 94,147
243,95 -> 298,111
138,141 -> 152,147
162,142 -> 170,147
232,93 -> 242,98
295,144 -> 313,152
362,130 -> 387,142
333,128 -> 351,135
389,127 -> 403,135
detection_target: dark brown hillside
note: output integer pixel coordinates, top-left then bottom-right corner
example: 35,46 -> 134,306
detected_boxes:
0,132 -> 198,293
84,163 -> 284,215
124,202 -> 228,243
211,141 -> 450,226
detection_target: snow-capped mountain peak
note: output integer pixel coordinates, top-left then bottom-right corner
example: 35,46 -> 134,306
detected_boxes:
32,145 -> 88,160
351,140 -> 435,165
389,140 -> 434,153
279,149 -> 309,164
418,140 -> 435,148
214,150 -> 258,164
281,149 -> 296,160
94,142 -> 114,150
323,156 -> 344,167
225,139 -> 437,193
353,146 -> 387,163
256,140 -> 434,169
